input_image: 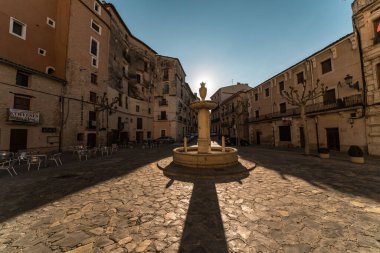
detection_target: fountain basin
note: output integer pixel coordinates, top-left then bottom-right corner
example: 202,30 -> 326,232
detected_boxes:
173,146 -> 238,168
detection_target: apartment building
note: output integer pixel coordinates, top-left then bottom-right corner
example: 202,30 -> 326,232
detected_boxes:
105,4 -> 157,144
219,90 -> 249,141
0,0 -> 196,152
210,83 -> 251,136
248,34 -> 365,152
154,55 -> 197,141
352,0 -> 380,156
0,0 -> 67,152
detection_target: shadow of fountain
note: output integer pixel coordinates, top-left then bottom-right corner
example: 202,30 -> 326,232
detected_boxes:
161,161 -> 254,253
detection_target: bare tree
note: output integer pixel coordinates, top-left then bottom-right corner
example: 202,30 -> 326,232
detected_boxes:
281,79 -> 327,155
94,93 -> 120,146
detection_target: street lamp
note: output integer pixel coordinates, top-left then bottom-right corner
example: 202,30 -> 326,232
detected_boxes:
344,74 -> 359,90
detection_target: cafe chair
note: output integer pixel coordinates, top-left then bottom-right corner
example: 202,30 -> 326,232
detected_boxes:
27,155 -> 42,171
49,153 -> 63,166
0,159 -> 17,176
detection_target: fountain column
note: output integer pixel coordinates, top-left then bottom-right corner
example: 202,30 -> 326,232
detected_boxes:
197,107 -> 211,153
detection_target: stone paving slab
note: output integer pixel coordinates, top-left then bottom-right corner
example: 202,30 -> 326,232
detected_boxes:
0,146 -> 379,252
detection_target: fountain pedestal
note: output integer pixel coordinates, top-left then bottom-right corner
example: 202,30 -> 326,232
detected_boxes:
172,82 -> 238,168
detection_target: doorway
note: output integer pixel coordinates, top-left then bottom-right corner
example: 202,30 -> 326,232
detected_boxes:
10,129 -> 27,152
87,133 -> 96,147
326,128 -> 340,151
136,131 -> 144,143
256,132 -> 261,145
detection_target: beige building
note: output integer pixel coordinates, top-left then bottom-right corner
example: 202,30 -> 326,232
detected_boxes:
248,34 -> 365,152
352,0 -> 380,156
0,0 -> 67,152
0,0 -> 196,152
210,83 -> 251,136
153,55 -> 197,141
219,90 -> 249,142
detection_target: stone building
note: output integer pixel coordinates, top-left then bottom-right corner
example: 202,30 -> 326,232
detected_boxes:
154,55 -> 197,141
210,83 -> 251,136
247,34 -> 365,152
105,4 -> 157,144
219,90 -> 250,142
0,0 -> 195,152
352,0 -> 380,156
0,0 -> 67,152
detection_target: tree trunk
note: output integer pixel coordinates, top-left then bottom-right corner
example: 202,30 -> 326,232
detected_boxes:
300,105 -> 310,155
96,110 -> 100,147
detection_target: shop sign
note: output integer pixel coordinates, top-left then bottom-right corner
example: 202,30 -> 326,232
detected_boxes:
8,108 -> 40,123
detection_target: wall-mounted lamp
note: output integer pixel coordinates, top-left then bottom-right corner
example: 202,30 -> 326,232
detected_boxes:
344,74 -> 359,90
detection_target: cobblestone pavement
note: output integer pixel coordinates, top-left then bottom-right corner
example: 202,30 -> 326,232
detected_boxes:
0,146 -> 379,252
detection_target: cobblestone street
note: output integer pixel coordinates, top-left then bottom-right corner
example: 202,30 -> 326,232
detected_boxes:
0,146 -> 379,252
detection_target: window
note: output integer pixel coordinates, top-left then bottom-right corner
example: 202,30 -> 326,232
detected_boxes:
91,19 -> 101,34
77,133 -> 84,141
280,102 -> 287,113
297,72 -> 304,84
91,57 -> 98,68
38,48 -> 46,56
118,93 -> 122,107
16,71 -> 29,87
374,17 -> 380,44
90,92 -> 97,103
9,17 -> 26,40
88,111 -> 96,129
255,110 -> 259,119
160,111 -> 167,120
14,96 -> 30,110
91,73 -> 97,84
148,108 -> 151,114
46,17 -> 55,28
323,89 -> 336,105
94,1 -> 101,15
90,37 -> 99,57
136,74 -> 142,84
163,84 -> 169,94
144,62 -> 148,72
321,59 -> 332,74
255,93 -> 258,101
265,88 -> 270,97
163,69 -> 169,81
279,81 -> 285,92
137,118 -> 142,129
161,129 -> 166,137
279,126 -> 291,141
136,105 -> 140,112
46,67 -> 55,75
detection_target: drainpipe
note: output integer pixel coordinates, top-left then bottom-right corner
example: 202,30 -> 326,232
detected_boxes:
59,95 -> 64,152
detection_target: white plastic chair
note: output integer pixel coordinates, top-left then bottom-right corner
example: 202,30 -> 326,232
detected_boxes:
77,150 -> 88,161
49,153 -> 63,166
27,155 -> 42,171
0,159 -> 17,176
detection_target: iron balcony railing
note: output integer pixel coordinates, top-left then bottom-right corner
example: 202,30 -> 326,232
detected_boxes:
158,115 -> 168,120
248,94 -> 363,123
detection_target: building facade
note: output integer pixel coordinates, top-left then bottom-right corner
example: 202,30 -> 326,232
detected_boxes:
247,34 -> 365,152
154,55 -> 197,141
0,0 -> 195,152
210,83 -> 251,137
352,0 -> 380,156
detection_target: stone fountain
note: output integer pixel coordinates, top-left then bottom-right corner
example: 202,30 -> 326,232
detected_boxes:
172,82 -> 238,168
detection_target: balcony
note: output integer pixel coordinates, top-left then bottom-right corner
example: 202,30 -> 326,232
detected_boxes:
158,115 -> 168,120
211,117 -> 220,123
248,94 -> 363,123
159,100 -> 168,106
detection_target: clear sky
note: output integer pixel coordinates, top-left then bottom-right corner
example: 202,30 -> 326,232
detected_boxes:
107,0 -> 354,97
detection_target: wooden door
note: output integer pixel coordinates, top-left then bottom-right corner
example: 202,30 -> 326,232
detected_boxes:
326,128 -> 340,151
10,129 -> 27,152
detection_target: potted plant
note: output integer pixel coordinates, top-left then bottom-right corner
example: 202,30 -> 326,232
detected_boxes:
318,147 -> 330,159
347,145 -> 364,164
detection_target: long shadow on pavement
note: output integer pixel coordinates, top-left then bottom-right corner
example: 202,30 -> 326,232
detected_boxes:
0,147 -> 172,223
238,146 -> 380,203
162,163 -> 252,253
